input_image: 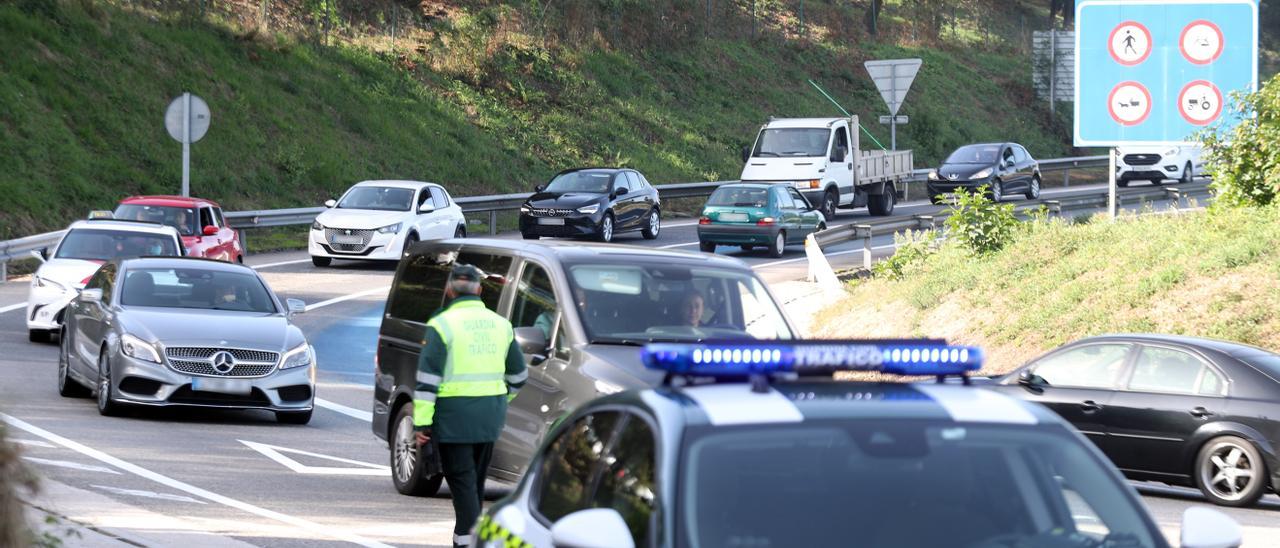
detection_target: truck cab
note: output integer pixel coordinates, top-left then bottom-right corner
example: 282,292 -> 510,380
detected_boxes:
740,116 -> 912,220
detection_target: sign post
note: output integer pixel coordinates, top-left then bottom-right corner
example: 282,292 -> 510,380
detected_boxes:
1074,0 -> 1257,219
164,93 -> 211,197
864,59 -> 922,150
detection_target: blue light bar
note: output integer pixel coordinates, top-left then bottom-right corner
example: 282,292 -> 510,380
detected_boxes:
642,340 -> 983,377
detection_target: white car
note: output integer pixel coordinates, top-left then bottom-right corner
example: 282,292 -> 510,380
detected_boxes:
1116,145 -> 1204,187
27,220 -> 184,343
308,180 -> 467,267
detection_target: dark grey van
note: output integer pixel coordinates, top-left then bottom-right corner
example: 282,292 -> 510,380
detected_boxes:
372,239 -> 799,496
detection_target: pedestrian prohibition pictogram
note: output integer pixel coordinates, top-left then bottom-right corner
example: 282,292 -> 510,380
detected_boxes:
1109,21 -> 1151,66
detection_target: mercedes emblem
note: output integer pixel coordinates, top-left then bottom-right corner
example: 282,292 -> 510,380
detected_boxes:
210,351 -> 237,374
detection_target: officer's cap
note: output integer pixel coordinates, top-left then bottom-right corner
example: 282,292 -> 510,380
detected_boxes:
450,263 -> 483,282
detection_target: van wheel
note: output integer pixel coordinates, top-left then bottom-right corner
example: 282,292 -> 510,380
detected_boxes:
1195,436 -> 1267,507
768,231 -> 786,258
390,404 -> 444,497
311,256 -> 332,267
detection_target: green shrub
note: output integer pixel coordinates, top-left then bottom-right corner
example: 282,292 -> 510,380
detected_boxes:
873,229 -> 942,280
943,185 -> 1019,254
1201,74 -> 1280,207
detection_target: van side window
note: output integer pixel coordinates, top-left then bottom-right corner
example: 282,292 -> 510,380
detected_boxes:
387,251 -> 512,321
831,126 -> 849,159
513,263 -> 558,342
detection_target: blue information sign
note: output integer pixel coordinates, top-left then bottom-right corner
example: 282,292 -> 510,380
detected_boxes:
1074,0 -> 1257,146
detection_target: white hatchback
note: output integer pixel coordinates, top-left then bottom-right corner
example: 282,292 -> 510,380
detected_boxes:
27,219 -> 184,343
308,181 -> 467,267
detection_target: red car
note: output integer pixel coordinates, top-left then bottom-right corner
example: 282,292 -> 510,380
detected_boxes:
113,196 -> 244,263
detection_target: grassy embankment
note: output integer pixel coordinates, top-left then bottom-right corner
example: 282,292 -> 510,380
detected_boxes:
0,0 -> 1079,253
814,206 -> 1280,374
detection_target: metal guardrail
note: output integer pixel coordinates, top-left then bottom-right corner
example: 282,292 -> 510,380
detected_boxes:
814,181 -> 1212,272
0,156 -> 1113,281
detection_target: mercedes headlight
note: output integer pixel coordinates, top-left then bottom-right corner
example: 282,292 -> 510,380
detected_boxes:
971,168 -> 993,179
577,204 -> 600,215
377,223 -> 402,234
281,343 -> 314,369
121,333 -> 161,364
311,220 -> 323,231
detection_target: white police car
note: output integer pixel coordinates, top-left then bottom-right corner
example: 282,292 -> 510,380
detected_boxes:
473,340 -> 1243,548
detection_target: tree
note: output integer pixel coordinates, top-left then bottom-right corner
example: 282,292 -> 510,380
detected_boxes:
1201,75 -> 1280,207
1048,0 -> 1075,29
865,0 -> 883,36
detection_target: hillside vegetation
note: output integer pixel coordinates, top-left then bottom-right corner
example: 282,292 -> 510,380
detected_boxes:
813,205 -> 1280,373
3,0 -> 1273,239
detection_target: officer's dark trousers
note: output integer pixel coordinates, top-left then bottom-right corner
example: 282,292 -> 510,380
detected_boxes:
440,442 -> 494,548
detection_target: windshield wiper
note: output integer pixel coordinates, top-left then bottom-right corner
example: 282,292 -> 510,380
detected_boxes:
754,151 -> 780,157
591,338 -> 646,346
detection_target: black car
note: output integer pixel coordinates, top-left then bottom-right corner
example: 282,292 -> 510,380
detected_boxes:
994,334 -> 1280,507
927,143 -> 1041,204
519,168 -> 661,243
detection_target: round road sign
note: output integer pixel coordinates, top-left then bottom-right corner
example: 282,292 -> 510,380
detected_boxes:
1178,80 -> 1223,126
1109,21 -> 1152,66
164,93 -> 211,144
1108,81 -> 1152,127
1180,20 -> 1224,65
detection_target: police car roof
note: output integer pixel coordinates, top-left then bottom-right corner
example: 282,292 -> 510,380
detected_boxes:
66,219 -> 180,236
594,381 -> 1062,430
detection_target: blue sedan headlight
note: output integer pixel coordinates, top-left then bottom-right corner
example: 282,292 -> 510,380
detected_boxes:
577,204 -> 600,214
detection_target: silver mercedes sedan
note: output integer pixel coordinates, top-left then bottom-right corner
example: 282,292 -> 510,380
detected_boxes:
57,257 -> 316,424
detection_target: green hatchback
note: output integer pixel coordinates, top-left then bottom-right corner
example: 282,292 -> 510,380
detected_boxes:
697,183 -> 826,258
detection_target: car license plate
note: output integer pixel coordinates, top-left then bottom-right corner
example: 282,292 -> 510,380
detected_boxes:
720,212 -> 748,222
538,218 -> 566,226
330,234 -> 364,245
191,377 -> 252,395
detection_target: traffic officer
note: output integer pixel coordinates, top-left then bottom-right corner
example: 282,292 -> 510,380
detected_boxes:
414,264 -> 527,548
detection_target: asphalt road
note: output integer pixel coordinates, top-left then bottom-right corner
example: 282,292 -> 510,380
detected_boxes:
2,180 -> 1277,547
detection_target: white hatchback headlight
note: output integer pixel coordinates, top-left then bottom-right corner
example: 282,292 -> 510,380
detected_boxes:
311,220 -> 324,231
971,168 -> 993,179
577,204 -> 600,214
121,333 -> 161,364
281,343 -> 314,369
377,223 -> 402,234
32,276 -> 65,291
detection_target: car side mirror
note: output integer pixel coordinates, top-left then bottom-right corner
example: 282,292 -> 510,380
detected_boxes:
551,508 -> 635,548
613,187 -> 629,198
324,199 -> 337,208
418,203 -> 435,213
286,298 -> 306,315
741,145 -> 751,163
1180,506 -> 1242,548
514,326 -> 549,366
30,249 -> 47,263
1017,370 -> 1046,393
80,288 -> 103,304
1005,159 -> 1016,168
535,184 -> 546,193
202,225 -> 218,236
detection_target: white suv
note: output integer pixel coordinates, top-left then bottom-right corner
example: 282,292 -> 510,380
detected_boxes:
309,180 -> 467,267
27,219 -> 184,342
1116,145 -> 1203,187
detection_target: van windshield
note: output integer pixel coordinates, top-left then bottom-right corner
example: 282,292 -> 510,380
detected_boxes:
751,128 -> 829,158
566,263 -> 793,343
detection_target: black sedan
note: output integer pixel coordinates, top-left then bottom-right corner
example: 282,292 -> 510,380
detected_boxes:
993,334 -> 1280,507
927,143 -> 1041,204
519,167 -> 661,243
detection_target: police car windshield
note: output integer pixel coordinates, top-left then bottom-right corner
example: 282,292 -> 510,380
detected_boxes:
566,264 -> 793,343
679,420 -> 1161,548
55,229 -> 179,261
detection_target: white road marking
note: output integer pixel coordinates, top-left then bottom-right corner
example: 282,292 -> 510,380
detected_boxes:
664,220 -> 702,228
305,287 -> 390,312
753,243 -> 899,269
315,398 -> 373,422
13,438 -> 57,448
251,259 -> 312,270
23,456 -> 121,475
1,413 -> 395,548
0,303 -> 26,314
658,242 -> 699,249
92,484 -> 208,504
239,440 -> 390,476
